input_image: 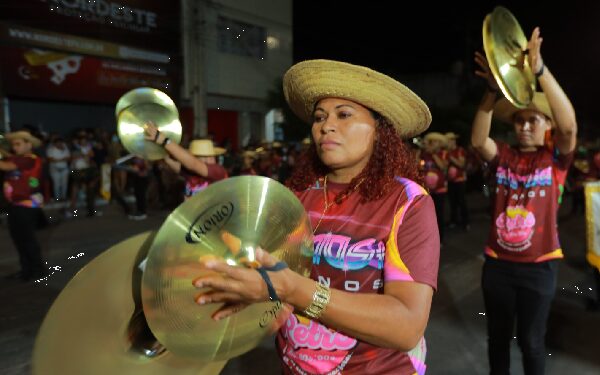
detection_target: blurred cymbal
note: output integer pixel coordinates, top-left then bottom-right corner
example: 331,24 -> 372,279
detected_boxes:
116,87 -> 182,160
142,176 -> 314,361
32,232 -> 227,375
483,6 -> 536,108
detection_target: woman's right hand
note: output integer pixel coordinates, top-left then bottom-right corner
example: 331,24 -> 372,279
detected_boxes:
474,51 -> 499,91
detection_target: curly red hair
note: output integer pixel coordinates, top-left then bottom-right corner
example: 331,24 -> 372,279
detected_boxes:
287,116 -> 423,202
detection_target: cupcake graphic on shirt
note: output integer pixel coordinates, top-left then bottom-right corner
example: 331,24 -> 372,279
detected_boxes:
495,205 -> 536,252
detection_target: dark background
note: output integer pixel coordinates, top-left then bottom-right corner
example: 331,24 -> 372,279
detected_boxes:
292,1 -> 599,138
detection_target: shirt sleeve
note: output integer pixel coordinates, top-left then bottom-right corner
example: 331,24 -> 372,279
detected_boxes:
11,155 -> 36,170
553,147 -> 574,171
206,163 -> 228,181
384,194 -> 440,290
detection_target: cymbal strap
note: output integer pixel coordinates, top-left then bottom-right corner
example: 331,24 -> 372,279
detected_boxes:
256,261 -> 288,302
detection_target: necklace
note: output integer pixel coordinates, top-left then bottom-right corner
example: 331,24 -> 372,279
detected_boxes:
312,175 -> 365,234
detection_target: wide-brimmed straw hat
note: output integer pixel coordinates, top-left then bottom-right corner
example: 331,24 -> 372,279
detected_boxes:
283,59 -> 431,138
5,130 -> 41,147
445,132 -> 459,139
494,92 -> 554,125
188,139 -> 226,157
423,132 -> 448,145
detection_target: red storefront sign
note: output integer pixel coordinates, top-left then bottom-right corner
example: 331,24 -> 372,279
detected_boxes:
0,45 -> 173,104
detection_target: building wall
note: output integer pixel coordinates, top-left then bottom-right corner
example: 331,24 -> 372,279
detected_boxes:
203,0 -> 292,101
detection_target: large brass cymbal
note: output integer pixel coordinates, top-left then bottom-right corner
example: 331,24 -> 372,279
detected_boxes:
483,6 -> 536,108
116,87 -> 182,160
32,232 -> 227,375
142,176 -> 314,361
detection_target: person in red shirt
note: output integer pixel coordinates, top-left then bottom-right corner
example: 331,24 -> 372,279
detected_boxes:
445,132 -> 470,230
421,132 -> 448,242
144,123 -> 228,200
0,130 -> 46,281
472,27 -> 577,375
191,59 -> 440,375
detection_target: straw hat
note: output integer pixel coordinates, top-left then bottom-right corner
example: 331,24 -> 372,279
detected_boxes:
283,59 -> 431,138
445,132 -> 459,139
494,92 -> 554,125
301,137 -> 311,145
423,132 -> 448,145
5,130 -> 41,147
242,150 -> 258,159
188,139 -> 226,157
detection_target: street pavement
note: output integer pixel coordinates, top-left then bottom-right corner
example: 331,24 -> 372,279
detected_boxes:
0,191 -> 598,375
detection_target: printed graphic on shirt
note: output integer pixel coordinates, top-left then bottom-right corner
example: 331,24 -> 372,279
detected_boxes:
496,166 -> 552,190
495,205 -> 536,252
280,314 -> 357,375
312,233 -> 385,271
185,178 -> 209,198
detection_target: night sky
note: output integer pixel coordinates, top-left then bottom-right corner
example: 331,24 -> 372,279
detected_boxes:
293,1 -> 599,136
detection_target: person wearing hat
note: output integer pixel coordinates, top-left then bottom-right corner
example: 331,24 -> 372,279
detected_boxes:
421,132 -> 449,242
191,60 -> 439,374
144,123 -> 227,199
472,27 -> 577,375
238,150 -> 258,176
445,132 -> 470,231
0,130 -> 46,281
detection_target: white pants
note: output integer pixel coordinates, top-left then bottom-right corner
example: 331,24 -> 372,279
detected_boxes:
49,165 -> 70,200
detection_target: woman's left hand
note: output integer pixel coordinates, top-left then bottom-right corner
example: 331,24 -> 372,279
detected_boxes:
193,247 -> 292,320
527,26 -> 544,74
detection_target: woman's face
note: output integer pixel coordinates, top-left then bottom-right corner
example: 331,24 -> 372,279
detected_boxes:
311,98 -> 377,172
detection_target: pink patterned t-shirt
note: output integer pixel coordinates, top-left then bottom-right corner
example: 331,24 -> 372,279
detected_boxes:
277,177 -> 440,375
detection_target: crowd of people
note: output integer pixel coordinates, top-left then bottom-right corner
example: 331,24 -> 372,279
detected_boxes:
0,126 -> 312,219
2,25 -> 600,375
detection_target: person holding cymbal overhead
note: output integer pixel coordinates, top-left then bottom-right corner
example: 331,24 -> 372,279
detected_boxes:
144,123 -> 228,199
472,24 -> 577,374
192,60 -> 440,375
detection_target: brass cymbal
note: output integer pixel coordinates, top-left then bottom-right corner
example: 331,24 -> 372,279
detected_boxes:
32,232 -> 227,375
483,6 -> 536,108
116,87 -> 182,160
142,176 -> 314,361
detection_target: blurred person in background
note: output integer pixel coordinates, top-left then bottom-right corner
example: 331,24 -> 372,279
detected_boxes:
68,130 -> 98,217
46,136 -> 71,202
445,132 -> 470,230
128,156 -> 150,220
420,132 -> 449,242
0,130 -> 46,281
239,150 -> 258,176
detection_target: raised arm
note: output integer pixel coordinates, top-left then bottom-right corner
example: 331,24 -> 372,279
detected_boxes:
471,51 -> 498,162
144,122 -> 209,177
528,27 -> 577,154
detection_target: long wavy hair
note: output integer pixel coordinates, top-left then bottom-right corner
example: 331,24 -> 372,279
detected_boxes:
287,114 -> 423,203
